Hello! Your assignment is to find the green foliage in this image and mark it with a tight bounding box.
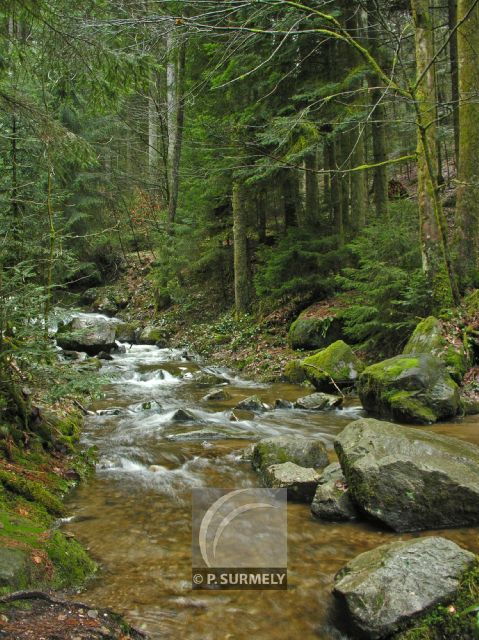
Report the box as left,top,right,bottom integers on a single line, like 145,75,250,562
255,229,349,309
337,203,433,356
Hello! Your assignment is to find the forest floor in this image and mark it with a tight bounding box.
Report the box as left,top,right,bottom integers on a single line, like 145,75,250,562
113,252,322,381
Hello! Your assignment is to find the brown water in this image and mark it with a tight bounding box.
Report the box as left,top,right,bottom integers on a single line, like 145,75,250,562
62,318,479,640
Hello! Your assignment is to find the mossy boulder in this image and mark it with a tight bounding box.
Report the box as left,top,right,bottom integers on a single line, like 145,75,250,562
301,341,364,392
403,316,470,383
56,317,116,356
333,536,476,639
0,547,31,590
138,325,169,346
288,308,344,350
335,418,479,531
283,359,307,384
357,353,460,424
252,435,329,471
115,322,138,343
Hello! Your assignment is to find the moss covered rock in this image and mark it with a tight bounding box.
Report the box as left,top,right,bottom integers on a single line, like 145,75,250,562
403,316,470,383
115,322,138,343
138,325,169,346
333,536,476,639
56,317,116,356
288,308,344,351
301,340,364,392
335,418,479,531
0,547,31,590
283,359,307,384
252,435,329,471
357,353,460,424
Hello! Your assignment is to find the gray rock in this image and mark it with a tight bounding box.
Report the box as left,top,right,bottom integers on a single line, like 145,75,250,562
335,417,479,531
274,399,294,409
202,389,230,402
97,351,114,361
311,463,358,521
170,408,197,422
252,435,329,472
235,395,269,412
294,392,343,411
357,353,460,424
56,317,116,356
0,548,31,590
333,536,475,639
263,462,321,501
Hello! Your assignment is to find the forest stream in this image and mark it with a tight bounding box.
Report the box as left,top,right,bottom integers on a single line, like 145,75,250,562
59,313,479,640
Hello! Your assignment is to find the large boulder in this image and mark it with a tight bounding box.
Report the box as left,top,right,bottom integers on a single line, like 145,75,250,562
335,418,479,531
403,316,470,383
357,353,460,424
333,536,475,639
301,341,364,392
288,306,344,350
252,435,329,472
263,462,321,502
311,463,358,521
56,317,116,356
283,359,308,384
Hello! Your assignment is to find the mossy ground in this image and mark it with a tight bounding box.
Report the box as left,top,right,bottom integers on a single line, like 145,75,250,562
395,561,479,639
0,411,97,593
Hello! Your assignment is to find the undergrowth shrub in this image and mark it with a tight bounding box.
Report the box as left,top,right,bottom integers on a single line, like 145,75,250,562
337,202,433,357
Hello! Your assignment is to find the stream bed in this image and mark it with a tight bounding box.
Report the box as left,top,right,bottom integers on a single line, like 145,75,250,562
61,318,479,639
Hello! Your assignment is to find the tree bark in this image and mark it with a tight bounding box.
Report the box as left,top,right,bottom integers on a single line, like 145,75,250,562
148,74,158,188
412,0,457,308
448,0,460,170
304,150,319,226
233,182,251,316
367,0,389,218
455,0,479,288
329,138,344,245
166,28,185,233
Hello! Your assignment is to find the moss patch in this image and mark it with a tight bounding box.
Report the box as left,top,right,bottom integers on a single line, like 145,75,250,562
301,340,364,391
395,561,479,639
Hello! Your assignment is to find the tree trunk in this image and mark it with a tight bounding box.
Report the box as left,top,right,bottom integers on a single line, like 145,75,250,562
455,0,479,288
166,28,185,233
148,74,158,187
232,182,251,316
412,0,457,308
329,138,344,245
367,0,389,218
350,129,367,232
282,169,299,230
448,0,460,170
304,151,319,226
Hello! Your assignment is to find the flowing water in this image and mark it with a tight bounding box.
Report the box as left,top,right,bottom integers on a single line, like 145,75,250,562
61,315,479,639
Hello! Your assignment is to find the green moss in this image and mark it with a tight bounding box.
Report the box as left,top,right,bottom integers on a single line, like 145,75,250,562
283,360,307,383
302,340,364,391
395,561,479,639
47,530,97,589
364,357,420,382
0,469,65,516
388,391,437,424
